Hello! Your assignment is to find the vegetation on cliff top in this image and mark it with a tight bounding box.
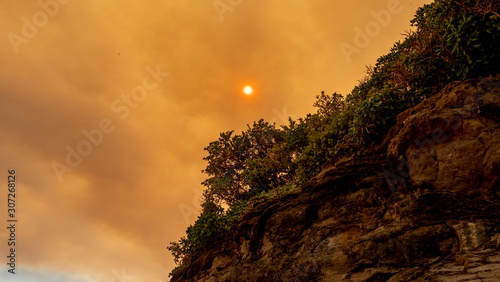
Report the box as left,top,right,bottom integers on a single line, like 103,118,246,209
168,0,500,275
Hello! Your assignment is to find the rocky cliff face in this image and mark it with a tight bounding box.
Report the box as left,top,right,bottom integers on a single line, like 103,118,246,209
171,75,500,282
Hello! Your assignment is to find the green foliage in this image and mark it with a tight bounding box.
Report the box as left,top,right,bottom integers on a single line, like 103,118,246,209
257,183,297,199
411,0,500,80
167,206,223,267
313,91,346,117
296,93,349,182
341,0,500,149
169,0,500,274
224,199,249,223
201,119,283,206
168,200,248,274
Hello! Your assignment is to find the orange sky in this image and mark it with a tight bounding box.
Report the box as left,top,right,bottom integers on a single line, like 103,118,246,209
0,1,432,281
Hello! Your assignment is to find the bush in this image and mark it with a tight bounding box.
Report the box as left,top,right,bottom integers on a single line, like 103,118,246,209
257,183,297,199
168,199,248,274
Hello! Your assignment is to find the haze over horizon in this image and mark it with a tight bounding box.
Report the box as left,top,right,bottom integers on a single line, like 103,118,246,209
0,1,432,281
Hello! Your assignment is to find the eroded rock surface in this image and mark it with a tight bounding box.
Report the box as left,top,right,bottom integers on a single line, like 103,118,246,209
171,76,500,282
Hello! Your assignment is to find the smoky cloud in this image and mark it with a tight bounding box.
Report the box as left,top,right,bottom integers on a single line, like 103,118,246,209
0,0,431,281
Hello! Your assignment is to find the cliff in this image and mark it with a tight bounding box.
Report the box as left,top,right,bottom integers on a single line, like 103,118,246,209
171,75,500,281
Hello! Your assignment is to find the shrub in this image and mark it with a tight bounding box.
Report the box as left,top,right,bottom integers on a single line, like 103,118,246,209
168,199,248,274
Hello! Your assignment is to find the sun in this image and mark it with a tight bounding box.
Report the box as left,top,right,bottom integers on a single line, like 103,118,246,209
243,85,253,95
